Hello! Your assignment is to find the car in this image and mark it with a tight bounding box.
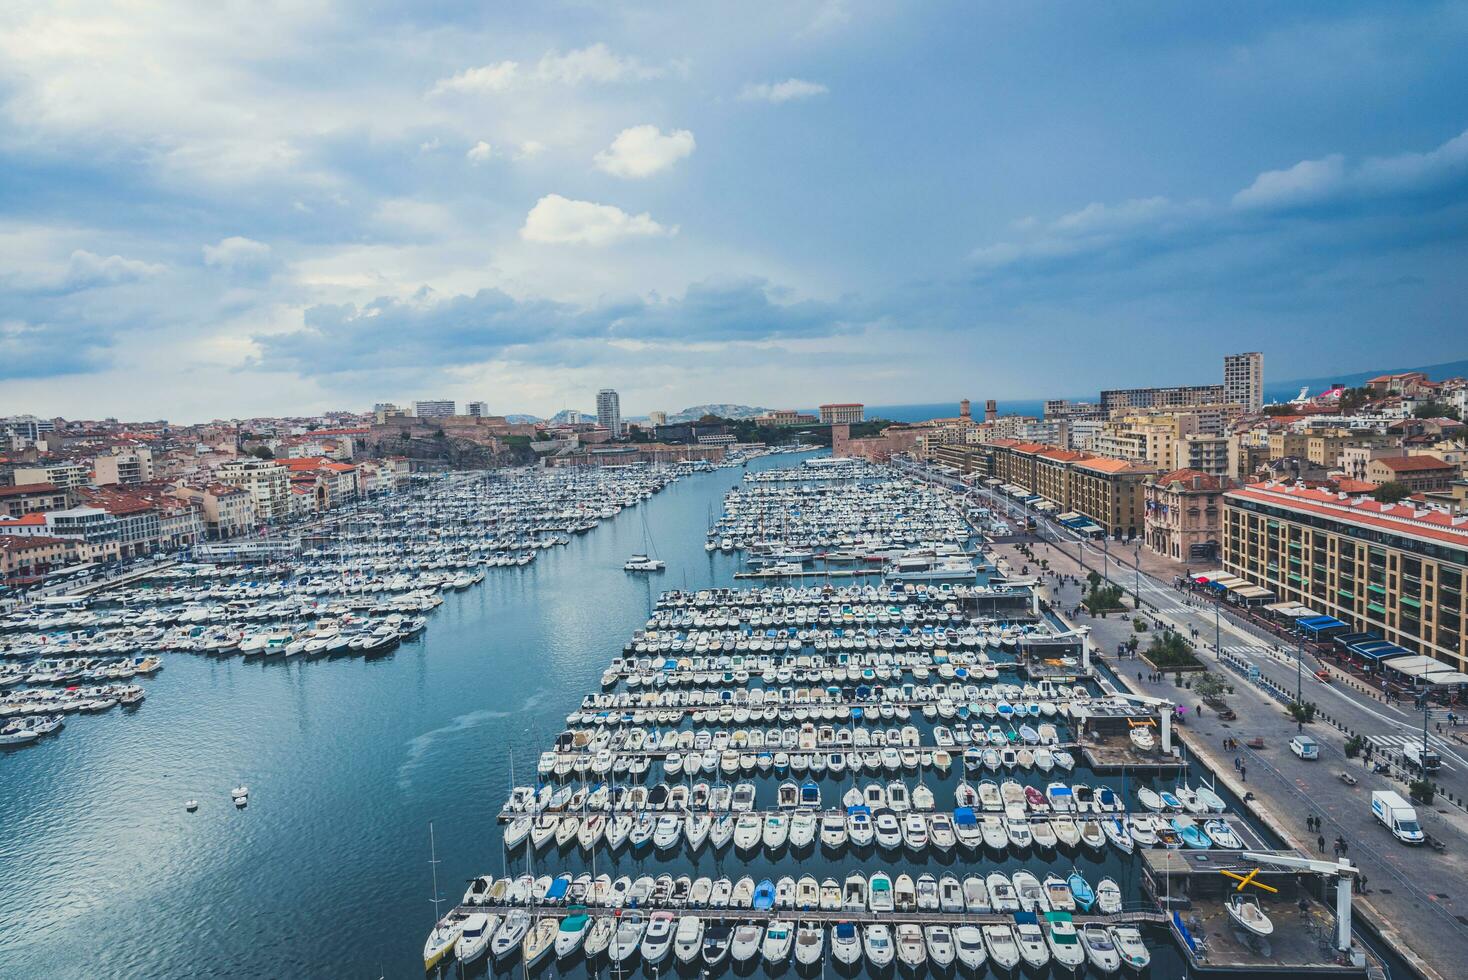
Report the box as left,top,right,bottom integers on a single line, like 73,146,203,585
1289,735,1319,760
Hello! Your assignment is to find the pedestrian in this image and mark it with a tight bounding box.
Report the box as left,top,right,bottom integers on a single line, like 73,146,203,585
1317,834,1326,853
1241,764,1247,782
1332,840,1341,858
1359,874,1368,893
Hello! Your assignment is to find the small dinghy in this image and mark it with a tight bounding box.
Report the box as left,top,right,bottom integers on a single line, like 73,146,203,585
1227,893,1274,937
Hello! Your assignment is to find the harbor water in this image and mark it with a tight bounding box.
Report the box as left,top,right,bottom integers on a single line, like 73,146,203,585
0,451,1389,979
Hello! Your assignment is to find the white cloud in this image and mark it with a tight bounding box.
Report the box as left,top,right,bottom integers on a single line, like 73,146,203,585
430,44,663,96
516,140,547,160
520,194,674,245
1232,155,1346,211
64,249,165,288
593,125,695,178
418,138,442,153
466,140,495,164
738,78,828,103
202,236,273,274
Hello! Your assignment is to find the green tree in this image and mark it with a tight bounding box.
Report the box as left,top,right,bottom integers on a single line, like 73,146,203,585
1195,673,1226,701
247,445,274,460
1372,481,1411,504
1412,400,1462,421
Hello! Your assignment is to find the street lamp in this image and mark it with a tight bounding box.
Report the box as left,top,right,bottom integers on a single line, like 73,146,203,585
1295,625,1304,731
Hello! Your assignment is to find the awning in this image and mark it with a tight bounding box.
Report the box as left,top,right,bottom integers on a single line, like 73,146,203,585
1033,501,1059,512
1349,640,1410,663
1193,570,1229,583
1057,512,1082,522
1382,655,1468,686
1232,585,1274,600
1299,615,1348,634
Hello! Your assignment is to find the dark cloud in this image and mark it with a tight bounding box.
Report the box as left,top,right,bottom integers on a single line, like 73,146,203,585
257,278,857,375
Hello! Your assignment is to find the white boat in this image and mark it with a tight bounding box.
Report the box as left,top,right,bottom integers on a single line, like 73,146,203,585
1044,912,1086,969
673,915,704,963
610,914,645,964
702,923,731,965
982,923,1021,971
1129,726,1155,752
864,924,895,968
624,555,666,572
1227,893,1274,936
424,910,470,971
832,921,862,966
897,922,927,969
795,921,824,967
762,920,794,964
1080,923,1122,973
1111,926,1151,971
730,922,763,963
925,924,956,969
583,915,616,959
491,909,531,960
954,924,987,971
521,916,557,967
1014,916,1050,969
555,911,592,959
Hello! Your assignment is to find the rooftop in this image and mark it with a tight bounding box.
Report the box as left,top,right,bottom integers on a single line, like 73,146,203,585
1373,455,1456,473
1227,481,1468,547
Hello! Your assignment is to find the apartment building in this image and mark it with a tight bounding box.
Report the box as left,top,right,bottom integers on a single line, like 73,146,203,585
1095,413,1199,470
413,400,455,419
1223,352,1264,413
215,458,290,523
1182,434,1231,477
93,448,155,486
0,535,77,586
173,484,253,539
13,459,91,489
1222,482,1468,667
596,389,623,438
0,483,70,518
1100,383,1225,414
1366,455,1458,493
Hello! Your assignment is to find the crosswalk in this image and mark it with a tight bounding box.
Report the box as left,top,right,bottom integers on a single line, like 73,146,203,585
1367,734,1426,750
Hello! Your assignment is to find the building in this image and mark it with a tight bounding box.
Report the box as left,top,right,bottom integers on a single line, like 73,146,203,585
465,401,489,417
0,483,70,518
1100,383,1225,414
596,389,623,439
831,423,920,462
93,448,155,486
215,458,290,523
1224,352,1264,413
374,403,406,424
1043,399,1104,421
928,440,1155,538
0,535,77,587
412,400,455,419
173,484,253,539
758,409,820,427
1145,469,1227,562
1365,455,1458,493
647,411,667,427
1181,434,1232,478
1222,482,1468,668
13,459,91,490
1094,413,1199,470
819,403,865,425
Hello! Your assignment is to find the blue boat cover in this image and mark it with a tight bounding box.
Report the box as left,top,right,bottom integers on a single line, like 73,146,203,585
954,807,977,826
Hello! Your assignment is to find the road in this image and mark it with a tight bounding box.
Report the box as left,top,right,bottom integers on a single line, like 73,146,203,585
900,458,1468,979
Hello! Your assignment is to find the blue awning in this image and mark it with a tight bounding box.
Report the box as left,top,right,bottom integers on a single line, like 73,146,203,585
1351,641,1411,662
1299,616,1348,634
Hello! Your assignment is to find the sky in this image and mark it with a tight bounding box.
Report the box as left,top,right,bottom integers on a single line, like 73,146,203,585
1,1,1466,422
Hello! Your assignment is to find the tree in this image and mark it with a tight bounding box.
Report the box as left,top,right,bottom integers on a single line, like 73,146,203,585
1372,481,1411,504
247,445,274,460
1195,673,1227,701
1412,400,1462,421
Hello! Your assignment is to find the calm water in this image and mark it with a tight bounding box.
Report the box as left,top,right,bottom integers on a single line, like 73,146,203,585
0,452,1389,979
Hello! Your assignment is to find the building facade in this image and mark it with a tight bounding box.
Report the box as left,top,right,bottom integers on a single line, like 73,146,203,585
1145,469,1226,562
412,400,455,419
819,403,865,425
1224,351,1264,413
215,458,290,523
596,389,623,438
0,483,70,518
465,401,489,417
1099,383,1225,414
1223,482,1468,668
1365,455,1458,493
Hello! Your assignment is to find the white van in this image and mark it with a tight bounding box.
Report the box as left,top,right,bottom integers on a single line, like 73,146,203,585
1289,735,1319,760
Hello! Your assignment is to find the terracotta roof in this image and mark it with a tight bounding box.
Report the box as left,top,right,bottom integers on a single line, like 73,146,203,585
1372,455,1455,473
1226,482,1468,547
1074,457,1154,475
1154,468,1222,491
0,534,72,551
0,482,62,497
0,513,50,526
1332,478,1377,494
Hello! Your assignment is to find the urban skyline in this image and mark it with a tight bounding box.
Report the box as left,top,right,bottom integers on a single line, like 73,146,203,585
2,3,1465,420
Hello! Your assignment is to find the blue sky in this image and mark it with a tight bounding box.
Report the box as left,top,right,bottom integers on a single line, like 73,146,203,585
1,1,1466,420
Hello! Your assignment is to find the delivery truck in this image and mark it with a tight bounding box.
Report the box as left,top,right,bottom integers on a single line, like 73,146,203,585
1371,790,1424,845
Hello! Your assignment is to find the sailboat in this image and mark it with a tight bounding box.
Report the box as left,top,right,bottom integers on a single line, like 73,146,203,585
625,506,666,571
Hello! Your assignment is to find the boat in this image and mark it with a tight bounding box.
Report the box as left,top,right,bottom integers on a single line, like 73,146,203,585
1013,912,1050,969
864,924,895,968
1043,912,1086,970
897,922,927,969
730,922,763,963
184,799,199,812
522,916,557,967
1067,871,1095,912
954,924,987,971
1095,877,1123,915
762,920,794,964
673,915,704,964
982,923,1021,971
624,554,666,572
1080,922,1121,973
831,921,862,966
1227,893,1274,936
1111,925,1151,971
424,909,471,971
1129,726,1155,752
491,909,531,960
1171,816,1212,849
610,914,646,964
701,923,731,966
1205,818,1244,849
795,921,824,966
556,909,592,959
640,910,675,964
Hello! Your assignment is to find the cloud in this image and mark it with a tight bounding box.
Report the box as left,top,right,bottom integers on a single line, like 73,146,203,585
255,277,855,377
593,125,695,178
0,318,113,380
1232,155,1347,211
64,250,165,289
430,43,664,96
202,236,274,275
738,79,828,103
466,141,495,164
1234,128,1468,212
516,140,547,160
520,194,675,245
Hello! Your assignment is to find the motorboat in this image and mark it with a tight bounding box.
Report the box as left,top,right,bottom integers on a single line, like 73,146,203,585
831,921,862,966
1080,922,1121,974
521,916,557,968
762,920,794,964
863,924,895,968
1013,913,1050,970
556,910,592,959
896,922,927,969
925,924,956,969
982,923,1021,971
795,921,824,967
954,924,987,971
1112,925,1151,971
673,915,704,964
730,923,763,963
609,914,645,964
639,911,675,964
702,923,732,966
624,555,666,572
1043,912,1085,970
1227,893,1274,936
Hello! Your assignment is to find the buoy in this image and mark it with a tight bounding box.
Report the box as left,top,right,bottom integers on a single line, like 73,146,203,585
185,800,199,812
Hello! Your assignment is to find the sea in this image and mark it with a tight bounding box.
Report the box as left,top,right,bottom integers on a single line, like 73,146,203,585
0,451,1404,979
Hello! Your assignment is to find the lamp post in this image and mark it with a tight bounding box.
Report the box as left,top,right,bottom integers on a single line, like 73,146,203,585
1295,626,1304,731
1214,596,1221,661
1133,541,1141,611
